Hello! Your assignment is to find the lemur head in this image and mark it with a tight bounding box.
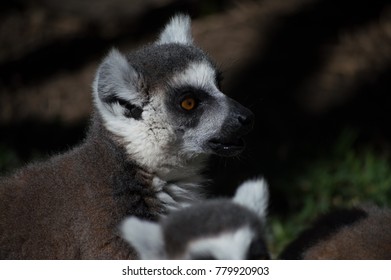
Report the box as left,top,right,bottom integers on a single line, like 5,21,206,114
279,205,391,259
93,14,254,178
120,179,270,259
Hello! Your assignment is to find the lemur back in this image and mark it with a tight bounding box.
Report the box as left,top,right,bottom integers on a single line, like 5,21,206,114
279,205,391,259
0,15,254,259
121,179,270,260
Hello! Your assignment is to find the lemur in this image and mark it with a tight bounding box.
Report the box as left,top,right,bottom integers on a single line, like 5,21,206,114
121,179,270,260
279,205,391,259
0,14,254,259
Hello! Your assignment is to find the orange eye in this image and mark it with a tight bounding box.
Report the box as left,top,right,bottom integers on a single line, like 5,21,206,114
181,97,197,111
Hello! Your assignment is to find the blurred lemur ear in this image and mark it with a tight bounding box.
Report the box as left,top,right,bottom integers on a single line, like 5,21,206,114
233,178,269,220
120,217,166,260
157,14,193,45
93,48,145,119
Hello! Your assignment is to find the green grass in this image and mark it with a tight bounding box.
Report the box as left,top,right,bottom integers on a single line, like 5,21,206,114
268,130,391,257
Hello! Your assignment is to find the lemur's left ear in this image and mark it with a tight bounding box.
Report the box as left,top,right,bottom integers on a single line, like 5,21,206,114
93,48,145,119
157,14,193,45
233,178,269,220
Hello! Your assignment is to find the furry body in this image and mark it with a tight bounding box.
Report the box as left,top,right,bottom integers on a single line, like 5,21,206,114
279,205,391,260
0,116,159,259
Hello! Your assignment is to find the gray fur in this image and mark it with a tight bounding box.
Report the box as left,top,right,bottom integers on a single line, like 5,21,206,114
0,116,154,259
126,44,214,91
0,14,254,259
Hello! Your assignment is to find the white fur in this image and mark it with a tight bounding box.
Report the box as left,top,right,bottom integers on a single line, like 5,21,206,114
169,61,218,92
120,217,166,260
185,227,254,260
233,178,269,220
152,176,206,214
158,14,193,45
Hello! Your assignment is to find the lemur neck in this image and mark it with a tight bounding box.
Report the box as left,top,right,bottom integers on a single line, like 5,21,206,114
89,112,208,179
86,113,207,217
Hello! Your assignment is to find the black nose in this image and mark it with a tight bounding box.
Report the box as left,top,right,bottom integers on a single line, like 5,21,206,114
226,98,254,136
237,107,254,134
238,113,254,128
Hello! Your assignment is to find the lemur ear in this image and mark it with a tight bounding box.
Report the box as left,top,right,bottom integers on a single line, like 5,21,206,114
232,178,269,220
93,48,145,118
120,217,166,260
157,14,193,45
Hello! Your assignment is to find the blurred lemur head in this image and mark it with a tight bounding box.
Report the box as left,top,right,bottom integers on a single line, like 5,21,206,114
120,179,270,260
93,14,254,180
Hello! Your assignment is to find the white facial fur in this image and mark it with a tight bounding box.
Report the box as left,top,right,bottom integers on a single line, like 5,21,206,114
184,227,255,260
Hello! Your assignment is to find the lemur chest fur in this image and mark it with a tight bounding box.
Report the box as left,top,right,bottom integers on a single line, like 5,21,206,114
151,175,205,215
111,164,205,219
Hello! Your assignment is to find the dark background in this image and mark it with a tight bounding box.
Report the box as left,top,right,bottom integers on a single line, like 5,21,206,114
1,0,391,230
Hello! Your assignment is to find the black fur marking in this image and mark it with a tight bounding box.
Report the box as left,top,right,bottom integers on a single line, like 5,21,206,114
279,208,368,259
190,253,216,260
103,95,143,120
215,70,224,90
108,148,159,221
166,85,216,128
247,236,270,260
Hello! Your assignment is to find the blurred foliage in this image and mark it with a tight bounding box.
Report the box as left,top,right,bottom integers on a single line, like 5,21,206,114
268,129,391,257
0,144,22,175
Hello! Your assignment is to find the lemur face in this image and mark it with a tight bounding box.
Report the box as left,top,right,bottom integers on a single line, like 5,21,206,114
120,179,270,260
93,15,254,177
140,43,254,157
